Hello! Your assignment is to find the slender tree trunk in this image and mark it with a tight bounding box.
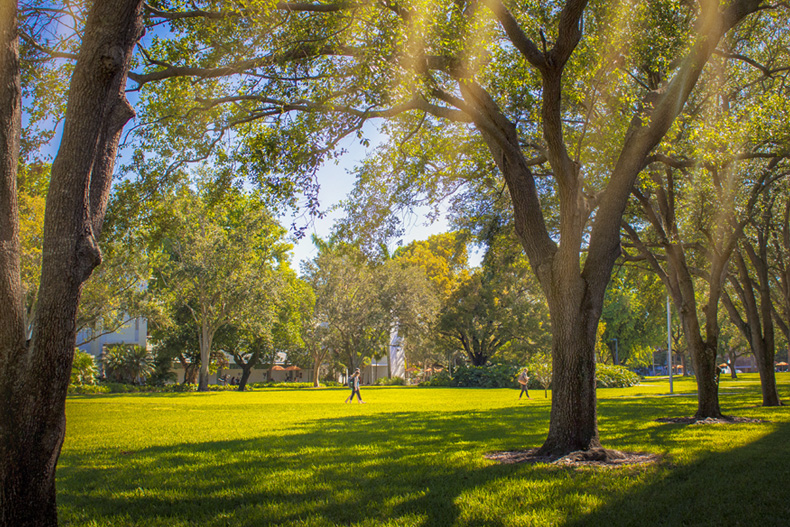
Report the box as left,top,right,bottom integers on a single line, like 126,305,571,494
312,358,321,387
198,322,214,391
728,349,738,379
681,353,689,377
0,2,143,525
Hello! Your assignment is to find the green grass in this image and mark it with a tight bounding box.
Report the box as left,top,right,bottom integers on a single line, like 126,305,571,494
59,373,790,526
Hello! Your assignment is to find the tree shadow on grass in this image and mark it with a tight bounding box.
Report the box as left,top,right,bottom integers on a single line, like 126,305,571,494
57,394,790,526
58,407,550,526
563,422,790,527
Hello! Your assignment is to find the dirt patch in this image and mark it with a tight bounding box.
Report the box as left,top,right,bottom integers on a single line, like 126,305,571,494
485,447,661,467
656,416,767,425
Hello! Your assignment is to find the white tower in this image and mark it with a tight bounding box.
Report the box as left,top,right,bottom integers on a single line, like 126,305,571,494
389,326,406,378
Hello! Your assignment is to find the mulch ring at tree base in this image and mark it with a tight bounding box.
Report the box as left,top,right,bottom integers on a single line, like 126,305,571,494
484,448,661,467
656,416,768,425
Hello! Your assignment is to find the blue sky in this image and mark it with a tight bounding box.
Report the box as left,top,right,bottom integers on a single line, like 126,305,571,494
289,129,452,270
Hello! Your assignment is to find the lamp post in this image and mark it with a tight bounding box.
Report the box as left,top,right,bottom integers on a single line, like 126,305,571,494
667,295,673,394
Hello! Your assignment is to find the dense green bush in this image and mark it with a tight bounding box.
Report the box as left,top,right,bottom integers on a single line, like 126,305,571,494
596,364,641,388
102,344,156,384
67,382,244,395
418,370,453,387
249,382,319,389
68,384,111,395
421,364,519,388
70,350,97,387
453,364,519,388
374,376,406,386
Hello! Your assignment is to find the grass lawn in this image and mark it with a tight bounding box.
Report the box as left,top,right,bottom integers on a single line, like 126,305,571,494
59,373,790,526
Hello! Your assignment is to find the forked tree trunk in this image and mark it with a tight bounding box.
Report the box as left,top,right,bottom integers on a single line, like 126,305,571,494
312,357,322,387
723,240,782,406
238,365,253,391
0,2,143,525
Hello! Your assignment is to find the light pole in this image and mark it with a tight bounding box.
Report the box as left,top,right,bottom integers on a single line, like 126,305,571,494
667,295,673,394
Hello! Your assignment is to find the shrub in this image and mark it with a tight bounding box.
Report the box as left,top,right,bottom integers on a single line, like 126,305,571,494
70,350,97,387
419,370,453,387
596,364,641,388
249,382,318,389
374,376,406,386
454,364,519,388
420,364,519,388
102,344,156,384
67,384,111,395
67,382,236,394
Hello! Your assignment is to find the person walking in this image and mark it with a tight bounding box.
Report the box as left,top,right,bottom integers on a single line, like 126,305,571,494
345,368,365,403
517,368,531,400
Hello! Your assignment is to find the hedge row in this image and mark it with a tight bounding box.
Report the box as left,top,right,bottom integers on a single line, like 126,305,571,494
68,380,346,395
419,363,641,389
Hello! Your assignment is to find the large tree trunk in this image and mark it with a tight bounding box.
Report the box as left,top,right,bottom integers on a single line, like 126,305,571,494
539,288,601,456
0,0,29,522
0,2,143,525
687,337,723,419
754,348,779,405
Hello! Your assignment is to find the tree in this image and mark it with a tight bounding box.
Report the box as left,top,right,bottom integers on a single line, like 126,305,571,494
1,1,144,524
106,0,772,455
528,352,553,399
101,344,155,385
768,186,790,364
721,204,782,404
438,240,548,366
305,242,392,372
293,281,330,387
600,265,665,366
152,183,292,391
622,25,790,415
228,268,310,391
378,255,440,371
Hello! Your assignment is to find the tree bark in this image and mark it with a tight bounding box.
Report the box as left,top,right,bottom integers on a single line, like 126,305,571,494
723,241,782,406
0,2,143,525
540,287,601,455
198,320,214,391
312,357,323,387
238,364,252,390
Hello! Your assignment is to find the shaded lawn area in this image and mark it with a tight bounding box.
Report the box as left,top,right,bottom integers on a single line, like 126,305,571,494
59,374,790,526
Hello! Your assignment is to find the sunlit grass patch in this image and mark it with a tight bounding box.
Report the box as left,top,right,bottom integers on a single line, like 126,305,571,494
60,375,790,526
